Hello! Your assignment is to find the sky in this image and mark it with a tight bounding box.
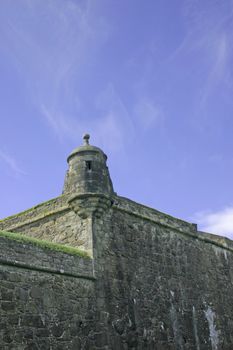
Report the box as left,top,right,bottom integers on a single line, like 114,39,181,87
1,0,233,239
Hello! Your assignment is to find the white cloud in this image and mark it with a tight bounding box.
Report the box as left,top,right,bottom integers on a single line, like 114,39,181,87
0,150,26,176
0,0,112,138
134,98,163,130
194,207,233,239
167,0,233,108
41,82,164,153
200,33,229,106
95,83,135,151
1,1,164,153
94,112,126,153
40,105,82,142
41,105,62,139
41,82,134,153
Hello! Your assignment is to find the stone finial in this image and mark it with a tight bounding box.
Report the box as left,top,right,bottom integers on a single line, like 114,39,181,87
83,133,90,145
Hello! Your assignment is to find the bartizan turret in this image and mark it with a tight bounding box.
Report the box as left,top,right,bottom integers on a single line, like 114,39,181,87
64,134,114,219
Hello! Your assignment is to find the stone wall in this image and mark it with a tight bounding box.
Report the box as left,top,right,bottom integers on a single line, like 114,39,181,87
0,196,68,229
90,198,233,349
1,195,233,349
0,196,90,252
0,234,96,350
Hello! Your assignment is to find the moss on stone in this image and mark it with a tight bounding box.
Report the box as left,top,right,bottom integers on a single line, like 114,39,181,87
0,196,66,223
0,230,90,258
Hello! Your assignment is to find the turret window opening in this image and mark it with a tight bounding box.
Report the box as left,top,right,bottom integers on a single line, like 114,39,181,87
86,161,92,171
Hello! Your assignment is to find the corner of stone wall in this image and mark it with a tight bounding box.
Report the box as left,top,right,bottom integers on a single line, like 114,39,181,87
68,193,113,259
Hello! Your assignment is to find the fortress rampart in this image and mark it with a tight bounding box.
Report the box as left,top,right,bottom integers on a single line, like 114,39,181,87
0,134,232,349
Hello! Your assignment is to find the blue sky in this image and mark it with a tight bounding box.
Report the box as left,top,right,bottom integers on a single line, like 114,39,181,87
1,0,233,238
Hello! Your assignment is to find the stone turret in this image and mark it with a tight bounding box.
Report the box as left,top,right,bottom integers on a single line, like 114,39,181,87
64,134,114,218
63,134,113,195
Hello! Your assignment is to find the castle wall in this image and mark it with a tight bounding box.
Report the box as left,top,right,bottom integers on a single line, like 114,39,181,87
1,195,233,349
0,234,96,349
91,198,233,349
0,196,67,229
0,196,90,252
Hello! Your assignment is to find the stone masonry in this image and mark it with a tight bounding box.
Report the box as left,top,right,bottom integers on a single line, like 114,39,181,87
0,134,233,349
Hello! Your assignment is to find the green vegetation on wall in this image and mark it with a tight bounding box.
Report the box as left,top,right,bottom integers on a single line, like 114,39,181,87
0,230,90,258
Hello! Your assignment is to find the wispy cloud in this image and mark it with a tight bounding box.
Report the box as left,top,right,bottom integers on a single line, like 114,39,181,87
40,105,81,142
95,83,135,151
1,1,166,153
0,150,26,176
193,207,233,239
0,0,112,142
93,112,128,153
41,82,135,153
41,79,167,153
200,33,229,107
134,97,163,130
167,0,233,108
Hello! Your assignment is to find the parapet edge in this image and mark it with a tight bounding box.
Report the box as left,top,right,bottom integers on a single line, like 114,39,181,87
113,195,233,253
0,195,69,231
0,231,94,280
113,195,197,233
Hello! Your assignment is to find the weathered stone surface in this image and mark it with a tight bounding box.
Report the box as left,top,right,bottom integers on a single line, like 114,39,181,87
0,254,95,348
0,135,233,348
90,208,233,349
64,134,114,196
